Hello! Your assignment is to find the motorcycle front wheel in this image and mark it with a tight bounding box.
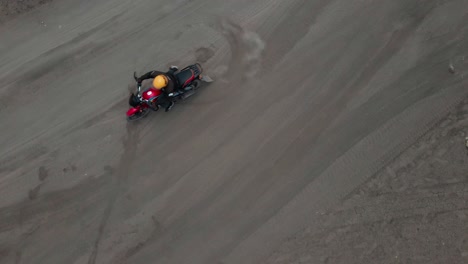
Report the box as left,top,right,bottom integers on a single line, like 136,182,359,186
127,108,150,121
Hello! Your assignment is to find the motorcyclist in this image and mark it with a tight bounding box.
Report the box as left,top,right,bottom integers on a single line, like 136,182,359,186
136,66,181,112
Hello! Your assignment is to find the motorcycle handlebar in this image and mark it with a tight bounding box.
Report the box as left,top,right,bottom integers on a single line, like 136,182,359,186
137,84,142,94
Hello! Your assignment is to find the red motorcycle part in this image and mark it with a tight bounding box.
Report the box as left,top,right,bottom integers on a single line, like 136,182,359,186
142,88,162,101
126,106,141,117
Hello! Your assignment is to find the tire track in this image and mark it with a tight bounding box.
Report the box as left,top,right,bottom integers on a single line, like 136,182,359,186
260,0,331,70
87,123,140,264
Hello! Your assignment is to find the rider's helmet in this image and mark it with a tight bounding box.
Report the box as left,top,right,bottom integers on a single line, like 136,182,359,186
153,75,168,90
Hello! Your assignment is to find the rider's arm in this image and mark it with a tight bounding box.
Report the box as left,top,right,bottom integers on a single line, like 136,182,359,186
136,71,165,84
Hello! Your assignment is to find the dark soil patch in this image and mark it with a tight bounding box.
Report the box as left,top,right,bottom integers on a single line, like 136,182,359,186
0,0,53,23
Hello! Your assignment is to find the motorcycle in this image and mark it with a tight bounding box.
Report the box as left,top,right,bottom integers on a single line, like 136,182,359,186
126,63,213,121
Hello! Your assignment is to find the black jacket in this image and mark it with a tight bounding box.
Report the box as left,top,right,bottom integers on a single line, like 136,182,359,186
136,69,178,93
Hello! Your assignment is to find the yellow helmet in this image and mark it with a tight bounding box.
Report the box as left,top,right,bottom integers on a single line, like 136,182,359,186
153,75,168,89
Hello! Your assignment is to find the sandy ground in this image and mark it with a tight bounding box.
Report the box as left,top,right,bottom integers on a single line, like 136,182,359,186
0,0,467,263
265,98,468,264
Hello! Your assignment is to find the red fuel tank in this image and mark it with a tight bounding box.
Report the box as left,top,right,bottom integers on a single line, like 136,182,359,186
142,88,162,101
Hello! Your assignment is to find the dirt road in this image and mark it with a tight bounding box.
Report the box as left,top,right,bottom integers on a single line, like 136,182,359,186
1,0,467,263
266,98,468,264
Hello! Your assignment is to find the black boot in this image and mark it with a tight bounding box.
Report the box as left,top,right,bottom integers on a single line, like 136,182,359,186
165,101,175,112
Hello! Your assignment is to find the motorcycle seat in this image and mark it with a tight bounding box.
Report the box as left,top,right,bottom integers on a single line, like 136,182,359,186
176,69,195,88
